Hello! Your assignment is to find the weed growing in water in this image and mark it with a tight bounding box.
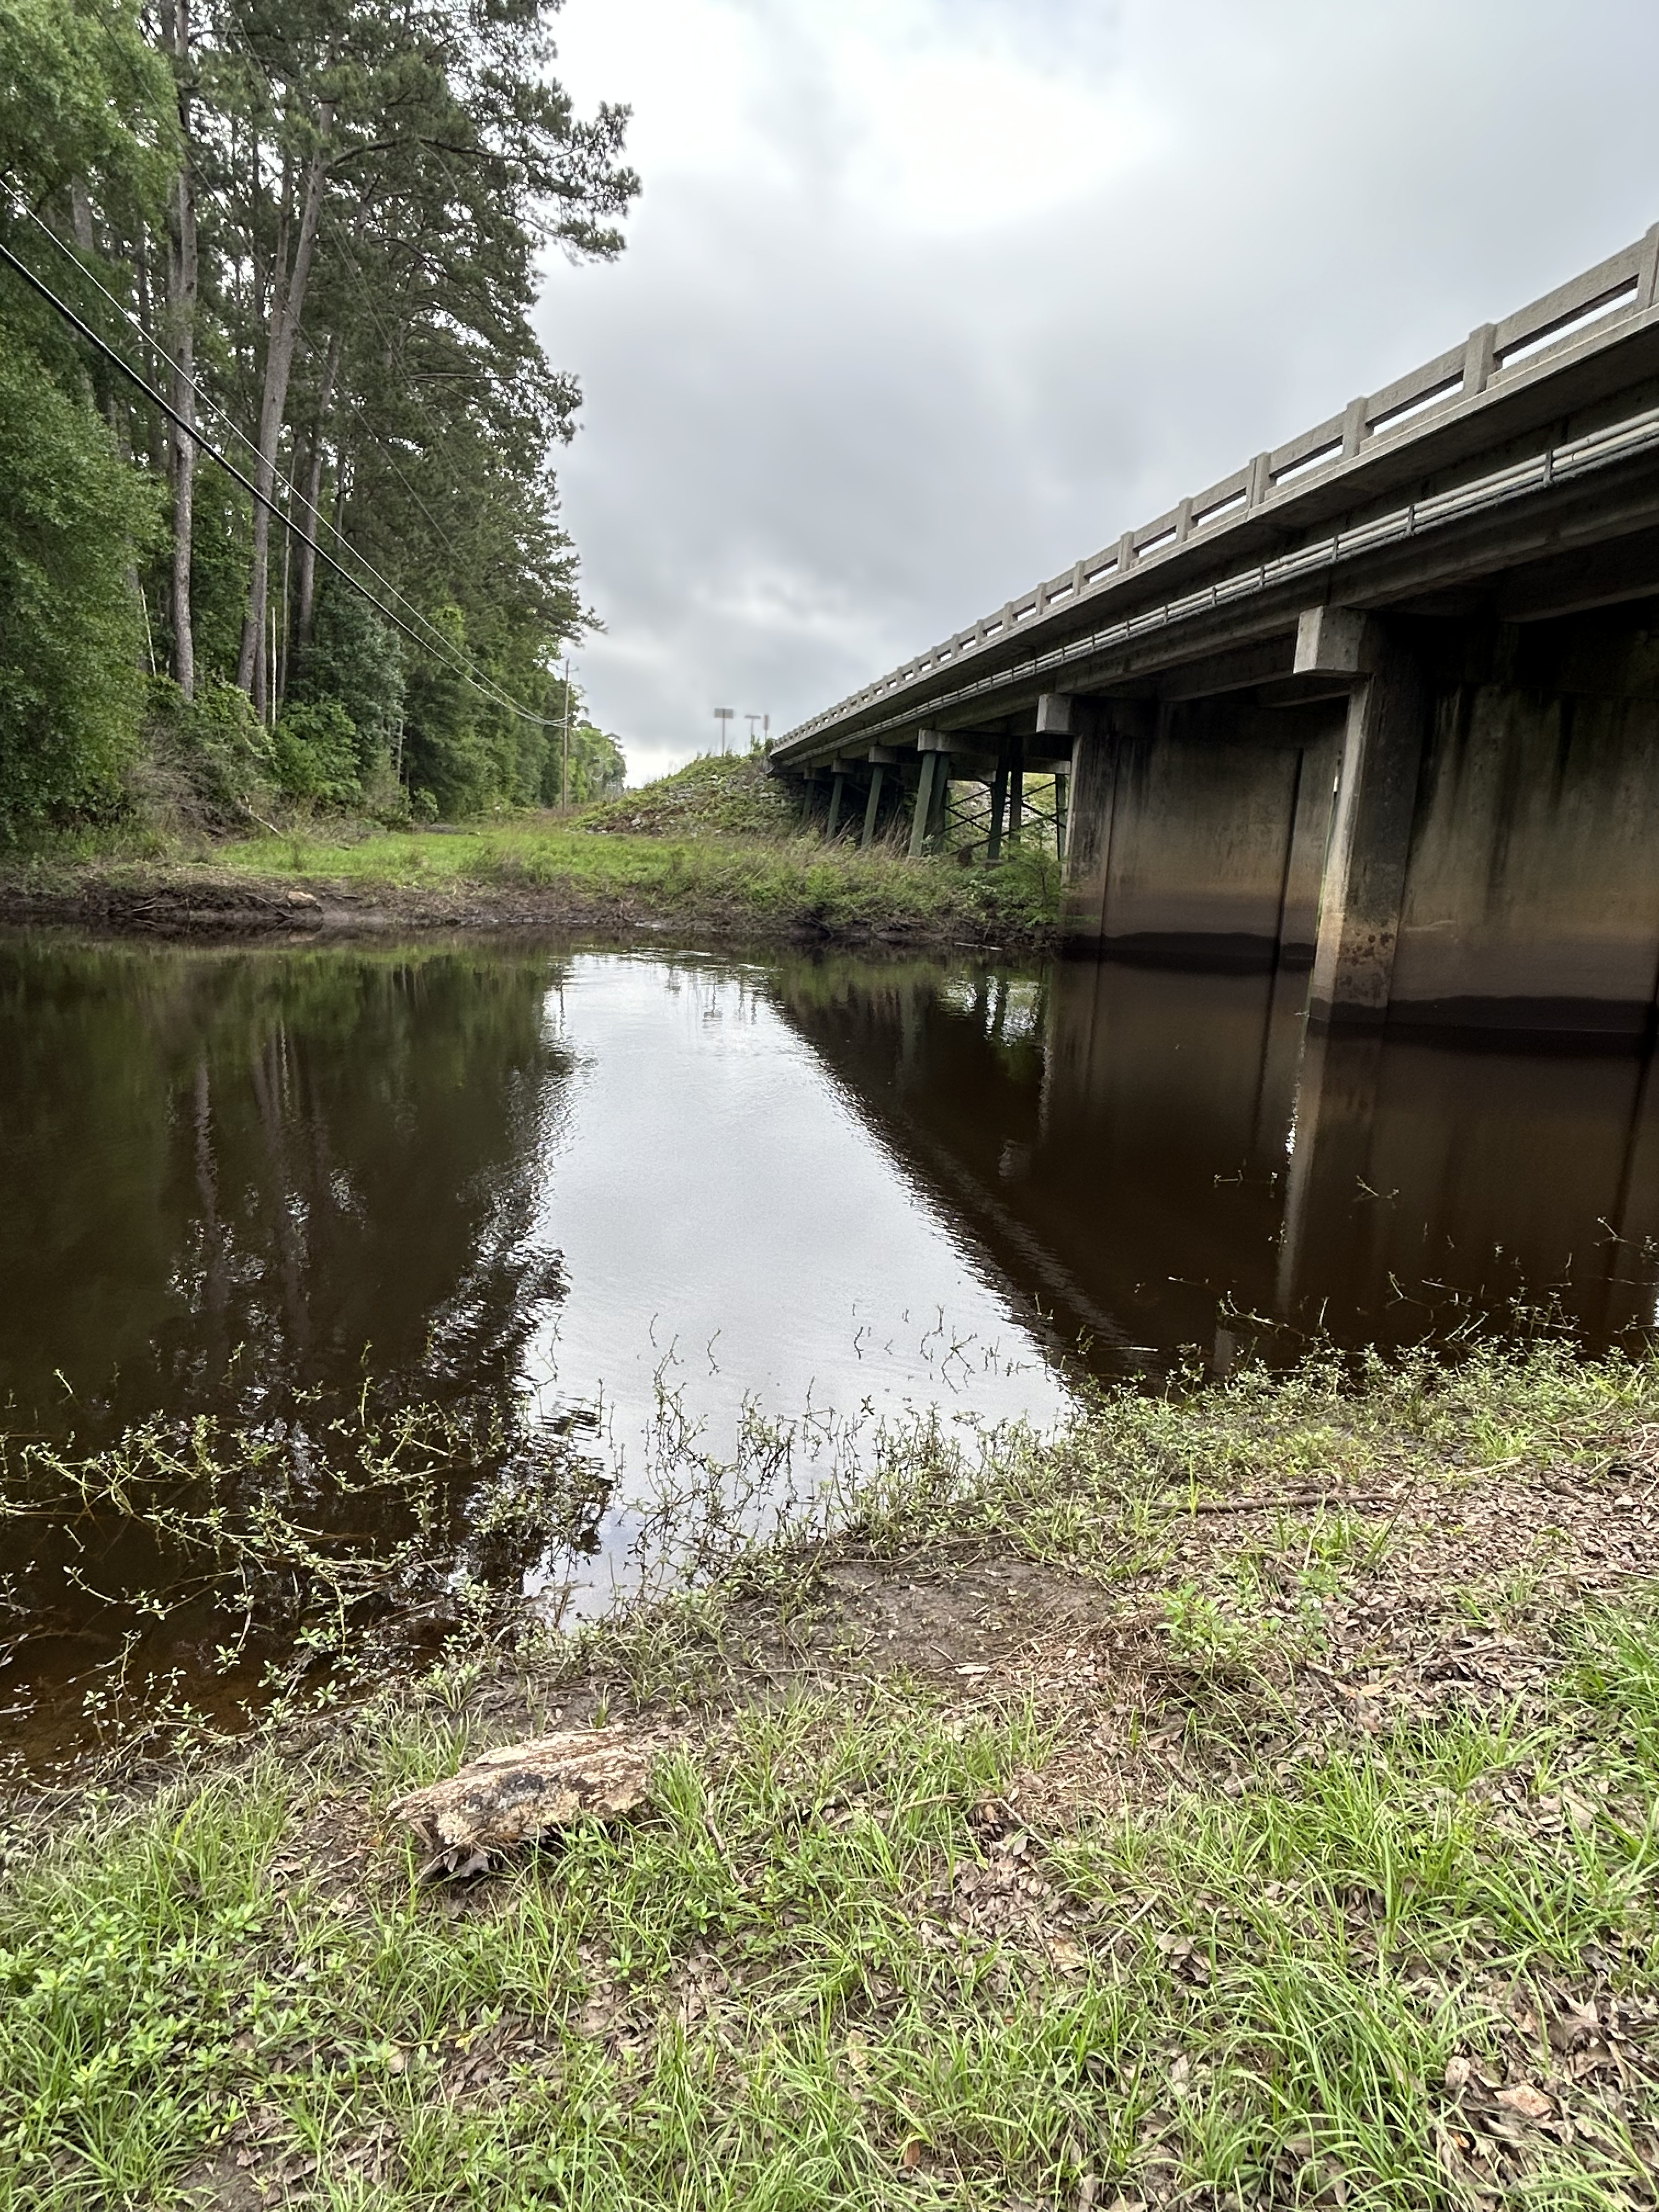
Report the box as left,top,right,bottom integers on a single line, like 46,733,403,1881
4,1339,1656,1768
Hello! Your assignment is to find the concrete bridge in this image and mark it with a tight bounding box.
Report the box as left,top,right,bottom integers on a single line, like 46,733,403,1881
771,225,1659,1040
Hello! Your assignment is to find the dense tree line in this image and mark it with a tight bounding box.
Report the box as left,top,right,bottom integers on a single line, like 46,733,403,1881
0,0,634,838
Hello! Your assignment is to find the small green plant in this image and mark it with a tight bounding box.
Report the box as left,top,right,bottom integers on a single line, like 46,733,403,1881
3,1346,1659,2206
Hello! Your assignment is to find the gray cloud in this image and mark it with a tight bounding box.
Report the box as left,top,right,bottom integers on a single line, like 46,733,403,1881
538,0,1659,780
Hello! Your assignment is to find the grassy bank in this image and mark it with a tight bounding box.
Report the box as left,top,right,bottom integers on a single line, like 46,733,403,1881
4,1345,1658,2209
0,756,1063,951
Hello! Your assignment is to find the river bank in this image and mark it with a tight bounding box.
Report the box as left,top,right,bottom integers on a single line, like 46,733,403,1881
0,760,1062,953
4,1345,1657,2210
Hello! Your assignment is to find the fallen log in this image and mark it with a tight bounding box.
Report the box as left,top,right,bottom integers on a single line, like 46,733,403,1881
387,1724,660,1879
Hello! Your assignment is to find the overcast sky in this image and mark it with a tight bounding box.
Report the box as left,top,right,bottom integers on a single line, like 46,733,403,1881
537,0,1659,783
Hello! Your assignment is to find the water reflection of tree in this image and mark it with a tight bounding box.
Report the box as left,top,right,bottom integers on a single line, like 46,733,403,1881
0,939,577,1442
1,938,616,1746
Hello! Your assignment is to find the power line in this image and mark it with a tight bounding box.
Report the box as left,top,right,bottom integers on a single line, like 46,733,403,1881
0,230,563,729
3,187,539,710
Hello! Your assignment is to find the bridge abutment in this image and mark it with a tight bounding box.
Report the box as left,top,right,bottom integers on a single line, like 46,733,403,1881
1060,693,1344,973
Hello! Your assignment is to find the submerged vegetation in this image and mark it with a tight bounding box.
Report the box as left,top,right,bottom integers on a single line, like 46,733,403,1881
3,1344,1658,2208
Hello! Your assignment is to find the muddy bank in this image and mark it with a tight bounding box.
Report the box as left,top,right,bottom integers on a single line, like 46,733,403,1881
0,872,340,936
0,864,1048,952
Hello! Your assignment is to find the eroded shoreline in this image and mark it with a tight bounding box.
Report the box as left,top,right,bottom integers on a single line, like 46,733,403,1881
0,818,1061,955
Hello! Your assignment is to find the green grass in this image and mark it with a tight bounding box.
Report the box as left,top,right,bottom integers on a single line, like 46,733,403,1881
4,1641,1655,2209
223,816,1056,941
575,751,804,840
5,1342,1658,2209
0,753,1066,947
217,813,1059,946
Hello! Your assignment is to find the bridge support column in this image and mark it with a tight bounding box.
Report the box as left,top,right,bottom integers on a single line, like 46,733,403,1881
1306,618,1428,1026
860,762,885,848
929,754,951,848
909,749,941,858
1060,698,1149,952
986,752,1009,861
825,768,848,840
1035,694,1073,865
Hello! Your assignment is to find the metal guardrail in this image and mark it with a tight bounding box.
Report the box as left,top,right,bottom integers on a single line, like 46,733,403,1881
778,223,1659,752
782,393,1659,757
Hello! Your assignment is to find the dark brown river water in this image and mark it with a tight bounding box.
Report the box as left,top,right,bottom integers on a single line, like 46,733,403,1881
2,930,1656,1758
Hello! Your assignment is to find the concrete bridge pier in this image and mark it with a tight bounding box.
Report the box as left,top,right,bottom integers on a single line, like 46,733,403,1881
985,753,1011,861
909,733,952,856
1298,611,1426,1026
1059,682,1346,979
860,751,893,848
1057,596,1659,1041
793,719,1072,862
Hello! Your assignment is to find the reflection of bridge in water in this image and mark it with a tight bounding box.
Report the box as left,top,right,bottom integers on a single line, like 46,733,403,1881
772,958,1659,1378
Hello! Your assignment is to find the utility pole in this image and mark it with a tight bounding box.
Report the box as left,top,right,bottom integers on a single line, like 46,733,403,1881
713,707,734,754
561,658,576,808
745,712,761,748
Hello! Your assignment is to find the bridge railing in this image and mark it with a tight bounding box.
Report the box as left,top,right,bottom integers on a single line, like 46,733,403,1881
789,392,1659,760
778,223,1659,751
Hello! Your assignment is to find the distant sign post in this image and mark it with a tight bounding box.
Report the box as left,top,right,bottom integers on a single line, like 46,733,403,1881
713,707,735,754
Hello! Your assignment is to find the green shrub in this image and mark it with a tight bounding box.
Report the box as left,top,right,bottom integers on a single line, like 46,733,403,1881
272,699,362,807
287,579,404,769
145,675,275,821
0,330,157,840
